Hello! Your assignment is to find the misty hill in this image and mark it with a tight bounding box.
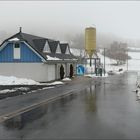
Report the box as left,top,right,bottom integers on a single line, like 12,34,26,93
1,30,140,51
65,32,129,49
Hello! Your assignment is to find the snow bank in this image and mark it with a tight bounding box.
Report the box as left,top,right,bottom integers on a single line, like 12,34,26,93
62,78,71,81
47,81,64,86
0,89,16,94
0,75,40,85
0,75,66,86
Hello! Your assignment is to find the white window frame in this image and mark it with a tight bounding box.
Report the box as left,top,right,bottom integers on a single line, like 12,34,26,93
13,42,20,59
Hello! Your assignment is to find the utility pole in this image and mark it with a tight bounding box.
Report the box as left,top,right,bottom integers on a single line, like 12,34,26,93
104,48,106,76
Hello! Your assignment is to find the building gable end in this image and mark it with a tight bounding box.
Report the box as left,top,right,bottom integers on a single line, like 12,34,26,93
0,41,46,62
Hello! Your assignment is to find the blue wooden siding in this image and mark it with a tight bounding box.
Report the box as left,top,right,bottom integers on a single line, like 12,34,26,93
0,43,13,62
0,42,42,62
20,42,42,62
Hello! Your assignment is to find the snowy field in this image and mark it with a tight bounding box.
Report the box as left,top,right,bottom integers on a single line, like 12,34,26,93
128,52,140,71
71,48,140,72
83,51,140,75
84,52,127,76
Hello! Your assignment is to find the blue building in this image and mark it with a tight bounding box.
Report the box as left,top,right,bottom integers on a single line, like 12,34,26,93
0,29,77,82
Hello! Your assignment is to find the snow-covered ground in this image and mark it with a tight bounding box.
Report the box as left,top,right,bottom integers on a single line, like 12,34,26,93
128,52,140,71
0,75,67,86
72,47,140,75
0,75,40,85
93,51,140,72
46,81,64,86
85,51,140,77
62,77,72,81
71,48,127,75
0,76,68,95
133,71,140,100
84,52,127,76
71,48,140,78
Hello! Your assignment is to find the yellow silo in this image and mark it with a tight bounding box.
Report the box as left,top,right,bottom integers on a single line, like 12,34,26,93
85,27,96,58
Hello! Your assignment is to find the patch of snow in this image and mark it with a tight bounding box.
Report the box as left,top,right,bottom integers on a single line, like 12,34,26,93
28,90,38,93
0,75,40,85
14,87,30,91
47,81,64,86
40,81,64,86
84,73,108,78
0,89,16,94
47,55,61,60
127,52,140,71
42,87,54,90
62,78,71,81
9,38,19,41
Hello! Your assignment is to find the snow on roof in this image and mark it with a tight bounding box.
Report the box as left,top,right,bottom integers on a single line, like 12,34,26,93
47,55,61,60
8,37,20,42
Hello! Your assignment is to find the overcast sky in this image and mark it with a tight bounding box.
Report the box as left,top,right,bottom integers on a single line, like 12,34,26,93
0,1,140,41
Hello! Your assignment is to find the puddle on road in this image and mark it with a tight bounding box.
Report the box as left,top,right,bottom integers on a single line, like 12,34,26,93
1,85,97,131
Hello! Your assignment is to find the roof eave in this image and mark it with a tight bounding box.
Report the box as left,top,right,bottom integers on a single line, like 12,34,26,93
44,59,78,64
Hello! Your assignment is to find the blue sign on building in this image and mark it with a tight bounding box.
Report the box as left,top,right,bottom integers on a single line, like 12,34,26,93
77,65,85,75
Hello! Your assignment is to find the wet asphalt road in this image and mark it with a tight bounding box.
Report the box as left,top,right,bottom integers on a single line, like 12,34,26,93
0,72,140,139
0,76,94,117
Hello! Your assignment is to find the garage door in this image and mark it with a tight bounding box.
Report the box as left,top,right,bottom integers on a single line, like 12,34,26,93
48,65,55,81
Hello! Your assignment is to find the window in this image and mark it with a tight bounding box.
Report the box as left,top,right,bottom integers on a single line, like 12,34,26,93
14,43,20,59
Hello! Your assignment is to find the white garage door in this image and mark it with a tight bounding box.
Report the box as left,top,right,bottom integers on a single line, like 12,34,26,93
48,65,55,81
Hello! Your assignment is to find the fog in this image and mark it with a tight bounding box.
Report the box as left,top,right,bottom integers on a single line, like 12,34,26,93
0,1,140,48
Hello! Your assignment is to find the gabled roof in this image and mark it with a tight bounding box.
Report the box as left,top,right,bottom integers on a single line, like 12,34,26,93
3,32,48,60
0,31,77,62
